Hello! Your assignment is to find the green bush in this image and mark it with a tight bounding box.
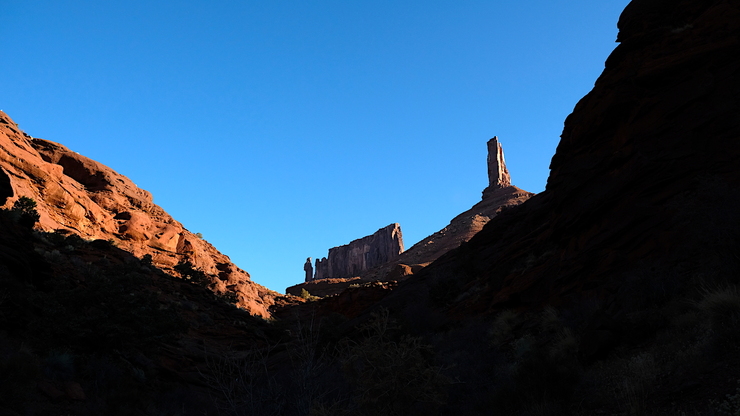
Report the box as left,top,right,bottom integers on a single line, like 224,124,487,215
140,253,153,266
300,288,320,301
174,260,209,287
11,196,40,228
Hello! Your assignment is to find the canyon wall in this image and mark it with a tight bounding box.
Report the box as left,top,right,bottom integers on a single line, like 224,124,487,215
380,0,740,316
0,111,282,316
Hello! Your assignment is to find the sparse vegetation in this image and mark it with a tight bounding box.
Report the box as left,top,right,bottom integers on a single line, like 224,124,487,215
174,260,210,287
338,308,449,416
696,284,740,344
712,380,740,416
140,253,153,266
11,196,40,228
300,288,320,301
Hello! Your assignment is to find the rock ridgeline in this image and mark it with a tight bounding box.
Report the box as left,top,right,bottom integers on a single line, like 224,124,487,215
307,223,404,282
360,136,534,282
287,137,533,296
0,111,282,317
381,0,740,317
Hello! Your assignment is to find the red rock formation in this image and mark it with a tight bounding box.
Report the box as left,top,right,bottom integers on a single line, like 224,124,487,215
361,137,533,282
485,136,511,191
286,276,363,297
312,223,404,280
287,138,533,296
381,0,740,317
303,257,313,282
0,111,282,317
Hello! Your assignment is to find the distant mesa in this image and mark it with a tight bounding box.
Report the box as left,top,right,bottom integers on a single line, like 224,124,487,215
307,223,404,282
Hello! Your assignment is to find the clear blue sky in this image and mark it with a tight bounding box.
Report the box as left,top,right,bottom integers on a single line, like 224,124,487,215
2,0,630,293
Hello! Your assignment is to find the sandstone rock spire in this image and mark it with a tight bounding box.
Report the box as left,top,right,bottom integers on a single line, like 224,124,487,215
487,136,511,189
304,257,313,282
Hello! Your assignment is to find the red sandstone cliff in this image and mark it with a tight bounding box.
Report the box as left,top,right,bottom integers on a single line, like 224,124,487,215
0,111,282,317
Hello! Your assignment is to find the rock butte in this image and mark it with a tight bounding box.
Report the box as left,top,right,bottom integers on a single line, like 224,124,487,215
362,136,533,282
378,0,740,319
310,223,404,281
0,111,283,317
287,137,533,295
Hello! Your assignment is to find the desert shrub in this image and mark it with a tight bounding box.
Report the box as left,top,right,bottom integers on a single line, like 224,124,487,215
285,317,345,415
696,285,740,345
174,260,209,287
140,253,153,266
28,267,187,353
218,290,239,305
300,288,320,301
202,315,345,416
64,232,87,248
490,309,520,346
486,308,582,415
711,380,740,416
43,350,76,382
201,340,283,416
11,196,40,228
339,308,449,416
0,345,41,411
46,229,69,246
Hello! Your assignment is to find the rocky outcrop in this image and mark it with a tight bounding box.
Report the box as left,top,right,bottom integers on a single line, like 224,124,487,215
361,137,533,282
0,111,282,317
287,138,533,296
303,257,313,282
380,0,740,316
484,136,511,191
311,223,404,280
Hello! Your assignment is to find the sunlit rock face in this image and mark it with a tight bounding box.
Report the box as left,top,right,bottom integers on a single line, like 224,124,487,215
485,136,511,191
312,223,404,280
0,111,281,317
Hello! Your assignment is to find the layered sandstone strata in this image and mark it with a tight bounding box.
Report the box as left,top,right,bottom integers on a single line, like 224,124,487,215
0,111,281,316
310,223,404,281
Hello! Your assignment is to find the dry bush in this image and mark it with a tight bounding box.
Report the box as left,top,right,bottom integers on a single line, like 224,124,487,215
339,308,449,416
200,340,282,416
696,285,740,345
